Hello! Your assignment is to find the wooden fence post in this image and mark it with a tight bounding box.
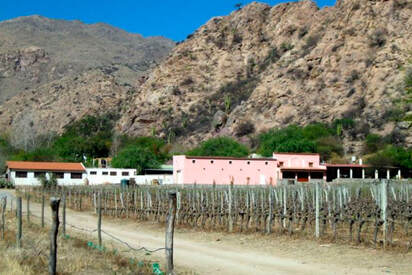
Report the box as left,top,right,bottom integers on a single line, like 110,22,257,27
165,191,177,275
266,187,273,234
26,194,30,223
97,191,102,248
1,197,6,240
42,193,45,228
62,192,66,236
16,197,22,248
228,182,233,233
315,182,320,238
49,198,61,275
381,180,388,248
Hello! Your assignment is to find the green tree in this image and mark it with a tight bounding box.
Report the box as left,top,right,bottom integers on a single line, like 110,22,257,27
367,145,412,170
187,137,249,157
257,125,316,157
53,114,117,161
112,145,160,174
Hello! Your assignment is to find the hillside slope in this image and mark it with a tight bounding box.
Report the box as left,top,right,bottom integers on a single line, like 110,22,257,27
0,15,174,103
118,0,412,152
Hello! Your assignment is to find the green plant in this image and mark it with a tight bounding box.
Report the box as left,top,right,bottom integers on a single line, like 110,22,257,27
112,145,160,174
186,137,249,157
224,95,231,113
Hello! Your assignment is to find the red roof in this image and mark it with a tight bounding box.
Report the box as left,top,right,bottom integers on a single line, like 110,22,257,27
6,161,86,172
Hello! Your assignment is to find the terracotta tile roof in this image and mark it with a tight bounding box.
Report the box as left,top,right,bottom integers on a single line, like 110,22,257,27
6,161,86,172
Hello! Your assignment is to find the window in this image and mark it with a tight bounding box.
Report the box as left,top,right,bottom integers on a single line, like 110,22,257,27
229,161,232,164
90,171,97,175
309,162,313,167
71,173,82,179
34,172,46,178
53,172,64,179
192,160,196,164
265,162,268,165
122,171,129,176
247,161,250,165
16,171,27,178
102,171,108,175
110,171,117,176
210,160,214,164
279,162,284,167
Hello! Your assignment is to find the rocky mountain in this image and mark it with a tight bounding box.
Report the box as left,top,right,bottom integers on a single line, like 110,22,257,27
0,15,174,146
1,0,411,155
117,0,412,153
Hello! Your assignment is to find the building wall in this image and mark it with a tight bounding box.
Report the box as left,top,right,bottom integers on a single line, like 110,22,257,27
86,168,137,185
173,156,278,185
86,168,173,185
273,153,324,169
9,169,86,186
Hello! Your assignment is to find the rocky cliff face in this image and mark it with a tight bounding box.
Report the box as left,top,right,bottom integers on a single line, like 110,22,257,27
0,15,174,146
118,0,412,152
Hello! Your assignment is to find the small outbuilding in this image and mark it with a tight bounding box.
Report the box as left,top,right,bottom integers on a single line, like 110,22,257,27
6,161,86,186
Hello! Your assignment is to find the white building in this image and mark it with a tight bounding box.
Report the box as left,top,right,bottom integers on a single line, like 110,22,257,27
6,161,87,186
86,168,137,185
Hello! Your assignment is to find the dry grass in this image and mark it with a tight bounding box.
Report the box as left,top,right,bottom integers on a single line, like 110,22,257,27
0,212,154,275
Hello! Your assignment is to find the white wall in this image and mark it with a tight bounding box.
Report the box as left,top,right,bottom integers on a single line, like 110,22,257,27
9,169,86,186
86,168,173,185
86,168,137,185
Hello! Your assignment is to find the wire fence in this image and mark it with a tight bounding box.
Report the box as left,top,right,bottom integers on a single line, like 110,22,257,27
0,191,175,274
16,179,412,250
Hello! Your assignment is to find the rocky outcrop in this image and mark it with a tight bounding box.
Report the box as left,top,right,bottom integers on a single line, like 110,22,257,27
0,15,174,103
118,0,412,150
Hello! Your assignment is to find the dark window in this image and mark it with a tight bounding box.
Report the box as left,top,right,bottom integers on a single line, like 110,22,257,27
34,172,46,178
122,171,129,176
90,171,97,175
283,172,295,179
16,171,27,178
192,160,196,163
102,171,108,175
210,160,214,164
311,172,324,179
229,161,232,164
71,173,82,179
53,172,64,179
247,161,250,165
309,162,314,167
110,171,117,176
265,162,268,165
279,162,284,167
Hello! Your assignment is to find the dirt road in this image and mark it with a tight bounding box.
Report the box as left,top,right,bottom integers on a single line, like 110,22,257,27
4,191,412,275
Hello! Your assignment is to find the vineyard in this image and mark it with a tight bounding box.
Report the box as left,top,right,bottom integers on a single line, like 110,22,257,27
19,180,412,250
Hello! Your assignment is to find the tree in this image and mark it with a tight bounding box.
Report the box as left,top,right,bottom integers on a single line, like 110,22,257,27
111,145,160,174
367,145,412,170
257,125,316,157
53,113,117,161
186,137,249,157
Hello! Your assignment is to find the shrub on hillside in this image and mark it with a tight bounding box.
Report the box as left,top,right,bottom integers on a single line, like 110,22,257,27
186,137,249,157
112,145,160,174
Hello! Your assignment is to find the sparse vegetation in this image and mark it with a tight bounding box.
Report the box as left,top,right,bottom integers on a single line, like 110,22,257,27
368,28,387,48
235,121,255,137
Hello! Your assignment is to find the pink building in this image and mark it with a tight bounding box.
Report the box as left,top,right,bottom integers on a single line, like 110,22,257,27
274,153,327,182
173,153,327,185
173,156,277,185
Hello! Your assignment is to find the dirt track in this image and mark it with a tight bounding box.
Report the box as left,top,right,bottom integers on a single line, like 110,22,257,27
3,190,412,275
